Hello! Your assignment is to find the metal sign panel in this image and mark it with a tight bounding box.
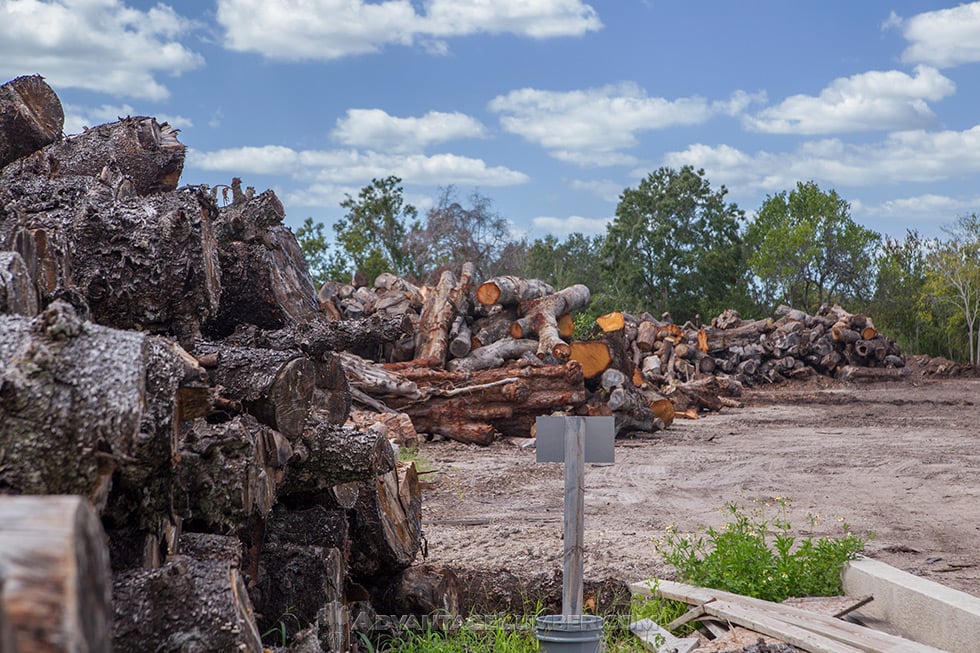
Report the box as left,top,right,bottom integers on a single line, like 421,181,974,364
535,416,615,464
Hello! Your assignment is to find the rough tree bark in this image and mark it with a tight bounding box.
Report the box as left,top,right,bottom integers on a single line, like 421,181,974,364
0,250,38,316
476,276,554,306
278,423,396,497
0,495,112,653
510,284,591,360
349,461,422,579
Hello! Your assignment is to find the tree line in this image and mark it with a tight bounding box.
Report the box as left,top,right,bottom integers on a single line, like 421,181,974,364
297,168,980,365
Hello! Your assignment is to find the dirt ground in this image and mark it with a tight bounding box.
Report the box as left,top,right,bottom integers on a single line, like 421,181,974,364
417,374,980,600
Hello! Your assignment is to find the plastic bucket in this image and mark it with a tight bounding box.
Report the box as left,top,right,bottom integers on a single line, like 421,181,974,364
535,615,604,653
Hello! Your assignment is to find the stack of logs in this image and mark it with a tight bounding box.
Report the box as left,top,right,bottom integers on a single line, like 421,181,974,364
0,74,451,652
0,74,908,651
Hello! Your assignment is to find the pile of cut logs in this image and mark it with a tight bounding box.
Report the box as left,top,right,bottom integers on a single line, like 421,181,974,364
0,75,907,651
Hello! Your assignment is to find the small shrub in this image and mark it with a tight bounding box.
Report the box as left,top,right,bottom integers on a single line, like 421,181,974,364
656,499,869,602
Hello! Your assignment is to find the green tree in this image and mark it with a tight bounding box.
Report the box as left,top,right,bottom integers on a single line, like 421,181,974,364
924,214,980,364
603,166,752,322
294,217,332,286
333,176,418,284
746,181,880,313
870,231,946,356
403,187,511,282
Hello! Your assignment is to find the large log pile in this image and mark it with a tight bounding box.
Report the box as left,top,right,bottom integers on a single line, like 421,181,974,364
0,75,911,650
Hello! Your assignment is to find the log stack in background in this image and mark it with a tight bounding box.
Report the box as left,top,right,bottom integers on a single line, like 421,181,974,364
0,75,909,651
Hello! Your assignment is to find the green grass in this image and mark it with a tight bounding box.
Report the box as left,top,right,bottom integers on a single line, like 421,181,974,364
655,499,870,602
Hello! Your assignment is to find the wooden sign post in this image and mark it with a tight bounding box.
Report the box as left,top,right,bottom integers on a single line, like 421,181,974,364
536,416,614,616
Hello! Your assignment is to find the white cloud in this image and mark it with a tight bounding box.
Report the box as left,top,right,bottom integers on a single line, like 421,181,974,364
489,82,759,167
332,109,488,153
0,0,203,100
744,66,955,134
568,178,624,203
662,126,980,194
894,2,980,68
531,214,611,236
857,193,980,220
188,145,529,187
216,0,600,60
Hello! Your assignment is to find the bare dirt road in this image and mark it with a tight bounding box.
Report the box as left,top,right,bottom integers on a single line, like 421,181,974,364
418,375,980,600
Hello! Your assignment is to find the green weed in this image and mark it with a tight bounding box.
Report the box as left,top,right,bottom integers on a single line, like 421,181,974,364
656,499,870,602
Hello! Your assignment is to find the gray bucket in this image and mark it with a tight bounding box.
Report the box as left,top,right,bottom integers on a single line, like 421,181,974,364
535,615,604,653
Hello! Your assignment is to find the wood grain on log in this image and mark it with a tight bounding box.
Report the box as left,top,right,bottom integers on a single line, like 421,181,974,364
193,341,315,438
349,461,422,579
0,75,63,169
512,284,591,359
447,337,538,372
476,276,553,306
415,268,458,365
0,250,38,316
0,495,111,653
470,307,519,348
113,554,262,653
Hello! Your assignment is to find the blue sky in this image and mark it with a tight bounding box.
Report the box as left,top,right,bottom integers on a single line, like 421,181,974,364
3,1,980,243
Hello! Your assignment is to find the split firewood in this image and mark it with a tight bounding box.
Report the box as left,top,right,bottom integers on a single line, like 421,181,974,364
193,341,315,438
0,250,38,316
112,553,263,653
510,284,591,359
278,423,396,496
349,461,423,579
447,337,538,372
205,189,320,337
0,495,112,653
0,75,64,169
476,275,554,306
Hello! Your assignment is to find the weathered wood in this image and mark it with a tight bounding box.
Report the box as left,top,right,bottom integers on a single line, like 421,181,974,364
279,423,396,496
836,365,911,382
0,75,63,169
176,415,291,529
448,314,473,358
470,307,519,348
193,341,315,438
0,177,222,343
704,318,775,352
447,337,538,372
113,554,263,653
415,269,458,365
382,360,588,442
377,565,462,618
0,304,188,514
0,250,37,316
0,495,112,653
341,351,421,399
349,461,422,579
476,276,554,306
205,189,320,337
512,284,591,359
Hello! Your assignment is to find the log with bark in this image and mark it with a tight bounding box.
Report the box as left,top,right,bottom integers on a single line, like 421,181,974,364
510,284,591,359
381,359,588,444
278,422,396,497
0,176,222,343
0,495,112,653
447,337,538,372
193,341,316,438
0,303,194,515
0,75,63,169
476,276,554,306
204,189,320,337
375,565,462,619
112,551,263,653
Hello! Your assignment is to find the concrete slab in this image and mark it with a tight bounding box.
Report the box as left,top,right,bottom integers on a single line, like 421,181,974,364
842,555,980,653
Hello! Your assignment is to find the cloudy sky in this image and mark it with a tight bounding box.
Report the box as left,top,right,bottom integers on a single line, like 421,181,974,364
3,0,980,241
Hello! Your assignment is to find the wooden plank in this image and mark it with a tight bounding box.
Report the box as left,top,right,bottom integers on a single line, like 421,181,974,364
667,603,707,631
782,595,874,618
629,619,698,653
704,600,867,653
633,580,946,652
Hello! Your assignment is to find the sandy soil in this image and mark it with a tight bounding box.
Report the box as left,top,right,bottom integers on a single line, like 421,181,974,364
417,375,980,599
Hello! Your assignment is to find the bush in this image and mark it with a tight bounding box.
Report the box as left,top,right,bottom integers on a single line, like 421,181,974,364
656,500,869,602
